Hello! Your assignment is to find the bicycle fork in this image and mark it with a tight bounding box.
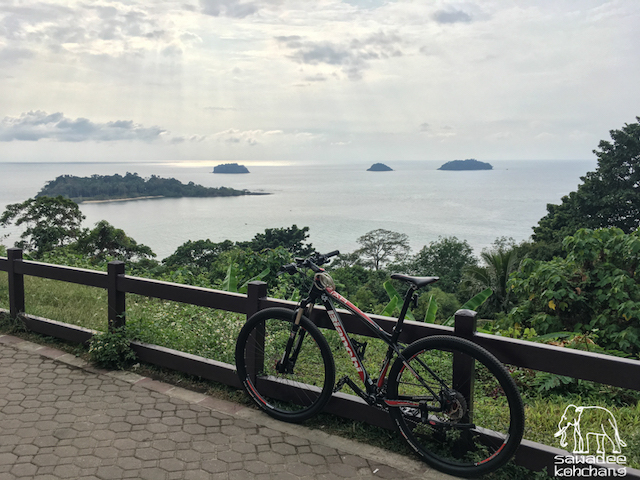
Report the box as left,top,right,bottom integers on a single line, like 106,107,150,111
275,307,308,374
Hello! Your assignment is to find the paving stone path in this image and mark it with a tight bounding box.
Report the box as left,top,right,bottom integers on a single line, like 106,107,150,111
0,335,455,480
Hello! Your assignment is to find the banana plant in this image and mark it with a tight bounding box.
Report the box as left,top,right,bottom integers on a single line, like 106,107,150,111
441,288,493,327
221,263,270,294
423,295,438,323
221,263,239,292
382,280,415,320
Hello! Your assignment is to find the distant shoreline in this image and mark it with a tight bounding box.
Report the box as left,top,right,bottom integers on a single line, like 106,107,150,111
81,196,165,204
80,192,271,204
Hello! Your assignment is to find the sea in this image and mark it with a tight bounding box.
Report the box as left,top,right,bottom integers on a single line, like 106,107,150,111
0,160,597,261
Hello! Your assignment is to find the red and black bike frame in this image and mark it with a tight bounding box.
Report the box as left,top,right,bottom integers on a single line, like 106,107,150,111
292,271,436,407
281,257,451,413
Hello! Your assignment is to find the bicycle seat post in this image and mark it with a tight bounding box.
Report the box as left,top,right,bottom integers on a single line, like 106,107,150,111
391,285,417,342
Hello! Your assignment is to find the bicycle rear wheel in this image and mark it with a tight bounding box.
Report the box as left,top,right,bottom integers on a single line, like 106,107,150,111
387,336,524,478
235,307,335,423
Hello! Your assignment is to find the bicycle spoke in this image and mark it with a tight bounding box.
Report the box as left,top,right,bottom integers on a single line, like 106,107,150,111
387,336,524,477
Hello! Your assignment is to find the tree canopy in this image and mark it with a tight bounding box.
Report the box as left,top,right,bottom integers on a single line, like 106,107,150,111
356,229,410,271
162,239,235,274
0,196,85,257
75,220,156,262
238,225,315,256
533,117,640,248
410,236,476,293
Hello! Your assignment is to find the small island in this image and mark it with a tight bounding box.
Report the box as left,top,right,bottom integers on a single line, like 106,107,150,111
367,163,393,172
36,173,261,203
213,163,250,174
438,159,493,171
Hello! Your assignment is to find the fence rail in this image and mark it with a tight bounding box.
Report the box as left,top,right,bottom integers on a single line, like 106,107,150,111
1,247,639,477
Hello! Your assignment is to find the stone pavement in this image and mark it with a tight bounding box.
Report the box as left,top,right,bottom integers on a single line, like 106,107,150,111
0,335,457,480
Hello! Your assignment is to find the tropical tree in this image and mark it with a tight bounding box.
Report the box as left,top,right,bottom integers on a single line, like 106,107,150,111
462,241,522,315
0,196,85,257
238,225,315,256
356,229,410,270
162,239,234,274
533,117,640,250
74,220,156,262
410,236,477,293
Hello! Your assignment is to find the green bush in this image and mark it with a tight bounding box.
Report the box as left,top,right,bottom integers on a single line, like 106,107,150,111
88,327,137,370
507,228,640,355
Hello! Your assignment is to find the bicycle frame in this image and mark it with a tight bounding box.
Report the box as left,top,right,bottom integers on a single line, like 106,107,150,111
293,271,448,409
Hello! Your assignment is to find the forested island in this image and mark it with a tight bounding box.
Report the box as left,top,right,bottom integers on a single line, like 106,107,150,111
367,163,393,171
438,159,493,171
36,173,258,203
213,163,250,174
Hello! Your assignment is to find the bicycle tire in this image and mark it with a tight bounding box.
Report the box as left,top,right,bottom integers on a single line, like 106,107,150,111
235,307,335,423
387,335,524,478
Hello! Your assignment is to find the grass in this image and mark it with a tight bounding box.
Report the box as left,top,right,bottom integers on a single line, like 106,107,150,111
1,272,638,476
0,275,108,331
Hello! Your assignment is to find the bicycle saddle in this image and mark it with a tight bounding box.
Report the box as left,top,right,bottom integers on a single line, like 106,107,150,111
390,274,439,289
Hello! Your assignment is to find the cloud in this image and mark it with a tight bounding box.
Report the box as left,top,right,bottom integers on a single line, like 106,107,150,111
303,73,328,82
170,134,207,144
276,31,403,80
213,128,270,145
211,128,316,146
0,2,185,63
433,8,473,24
0,46,35,66
420,124,456,139
0,111,167,142
342,0,392,9
199,0,259,18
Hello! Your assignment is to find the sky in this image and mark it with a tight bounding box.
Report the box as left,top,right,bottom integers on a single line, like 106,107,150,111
1,0,639,164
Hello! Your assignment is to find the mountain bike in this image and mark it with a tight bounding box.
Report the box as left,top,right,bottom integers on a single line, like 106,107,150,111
235,251,525,477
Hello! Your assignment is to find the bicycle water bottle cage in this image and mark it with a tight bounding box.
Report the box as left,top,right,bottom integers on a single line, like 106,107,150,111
390,274,439,289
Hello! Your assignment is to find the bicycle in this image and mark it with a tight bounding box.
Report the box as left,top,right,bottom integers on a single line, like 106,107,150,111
235,251,525,477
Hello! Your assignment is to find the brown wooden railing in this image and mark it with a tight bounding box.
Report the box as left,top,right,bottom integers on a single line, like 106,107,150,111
1,247,639,477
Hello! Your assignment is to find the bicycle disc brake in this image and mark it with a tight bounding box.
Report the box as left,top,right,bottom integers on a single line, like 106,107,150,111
439,390,467,423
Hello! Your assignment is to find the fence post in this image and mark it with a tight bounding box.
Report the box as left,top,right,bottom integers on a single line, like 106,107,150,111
246,281,268,320
108,261,126,331
244,281,268,382
453,309,478,423
7,248,25,319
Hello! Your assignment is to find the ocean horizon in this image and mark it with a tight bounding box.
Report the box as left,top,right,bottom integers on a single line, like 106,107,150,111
0,159,597,260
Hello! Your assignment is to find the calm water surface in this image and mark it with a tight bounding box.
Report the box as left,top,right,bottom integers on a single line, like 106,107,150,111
0,160,596,259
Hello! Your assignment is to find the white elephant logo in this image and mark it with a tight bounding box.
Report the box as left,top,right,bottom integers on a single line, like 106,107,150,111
554,404,627,454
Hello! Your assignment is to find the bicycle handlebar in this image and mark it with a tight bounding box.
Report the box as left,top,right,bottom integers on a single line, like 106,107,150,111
279,250,340,275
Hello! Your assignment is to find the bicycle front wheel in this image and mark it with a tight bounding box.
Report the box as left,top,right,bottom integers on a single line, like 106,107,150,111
235,307,335,423
387,335,524,478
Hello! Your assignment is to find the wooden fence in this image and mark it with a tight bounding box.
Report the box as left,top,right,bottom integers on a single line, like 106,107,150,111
1,247,639,477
